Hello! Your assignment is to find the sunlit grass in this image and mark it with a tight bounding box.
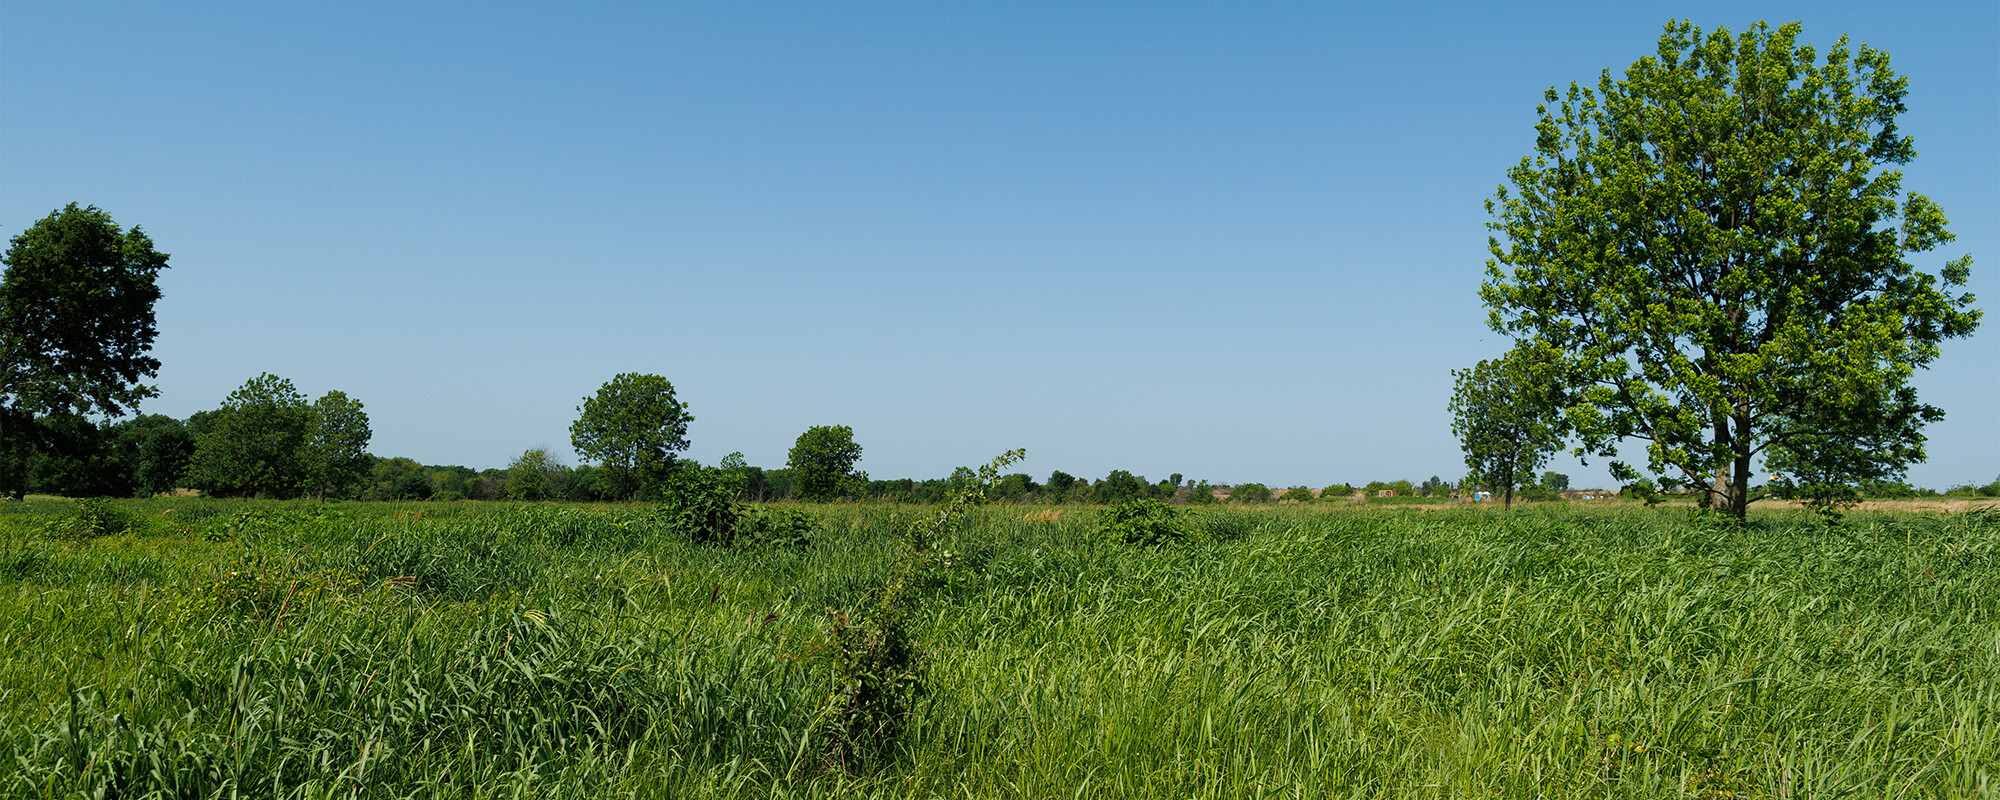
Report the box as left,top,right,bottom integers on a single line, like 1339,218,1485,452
1,498,1993,797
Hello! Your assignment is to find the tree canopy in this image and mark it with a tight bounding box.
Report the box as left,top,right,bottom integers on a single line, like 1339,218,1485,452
187,375,372,499
569,373,692,500
787,425,862,501
0,204,169,497
189,374,316,499
1481,20,1980,518
307,390,372,500
1449,349,1565,509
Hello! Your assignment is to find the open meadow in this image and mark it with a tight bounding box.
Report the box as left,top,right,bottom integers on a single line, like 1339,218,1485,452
0,498,1994,798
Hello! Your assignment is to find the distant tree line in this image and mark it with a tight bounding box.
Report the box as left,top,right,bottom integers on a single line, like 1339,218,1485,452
1,203,1984,506
12,361,1990,505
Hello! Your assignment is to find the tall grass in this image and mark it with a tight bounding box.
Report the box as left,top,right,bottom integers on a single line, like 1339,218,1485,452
0,498,1993,797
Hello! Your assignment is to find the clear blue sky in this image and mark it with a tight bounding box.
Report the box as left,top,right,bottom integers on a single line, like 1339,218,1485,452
5,1,1994,490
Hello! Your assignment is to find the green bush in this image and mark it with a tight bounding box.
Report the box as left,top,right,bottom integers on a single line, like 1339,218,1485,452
658,469,742,545
660,470,820,548
41,498,144,541
1620,478,1660,505
1231,483,1272,504
1099,498,1191,546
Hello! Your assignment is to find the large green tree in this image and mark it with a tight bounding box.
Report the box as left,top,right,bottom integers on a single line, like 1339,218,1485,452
0,204,170,498
1449,349,1566,509
569,373,692,500
1482,20,1980,518
787,424,862,501
188,374,316,499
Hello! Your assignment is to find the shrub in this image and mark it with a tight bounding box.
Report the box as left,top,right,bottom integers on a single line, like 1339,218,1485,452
1280,486,1316,503
660,469,821,548
1517,483,1560,502
1100,498,1191,547
815,448,1023,771
42,498,143,541
1231,483,1272,504
657,469,742,545
1620,478,1660,504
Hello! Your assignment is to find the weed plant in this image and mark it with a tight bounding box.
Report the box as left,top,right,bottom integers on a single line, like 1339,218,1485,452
0,497,1993,797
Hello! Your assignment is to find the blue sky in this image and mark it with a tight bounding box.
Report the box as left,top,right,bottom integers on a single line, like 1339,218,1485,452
4,1,1994,490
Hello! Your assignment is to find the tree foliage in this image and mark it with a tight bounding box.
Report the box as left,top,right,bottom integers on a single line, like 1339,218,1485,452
1481,20,1980,518
0,204,169,497
112,414,196,496
504,447,565,501
1095,470,1146,505
186,375,372,499
307,390,372,500
1450,349,1565,509
1231,483,1273,504
16,413,128,497
189,374,315,499
787,425,862,501
569,373,692,500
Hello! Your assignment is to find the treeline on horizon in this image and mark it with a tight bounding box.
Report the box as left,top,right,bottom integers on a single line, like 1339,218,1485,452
4,401,1467,505
13,395,2000,505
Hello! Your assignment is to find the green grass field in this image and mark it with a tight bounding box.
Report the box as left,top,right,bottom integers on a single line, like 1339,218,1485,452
1,498,1994,798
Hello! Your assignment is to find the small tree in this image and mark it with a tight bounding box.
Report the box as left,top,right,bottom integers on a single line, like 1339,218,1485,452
1450,349,1565,509
504,447,566,501
1189,481,1218,505
788,425,863,501
570,373,692,499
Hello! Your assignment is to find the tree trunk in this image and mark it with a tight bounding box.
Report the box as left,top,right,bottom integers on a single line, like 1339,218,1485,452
1708,443,1755,519
1729,450,1753,519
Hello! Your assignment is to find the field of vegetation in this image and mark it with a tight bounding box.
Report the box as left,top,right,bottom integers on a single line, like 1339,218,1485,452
1,496,1994,798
